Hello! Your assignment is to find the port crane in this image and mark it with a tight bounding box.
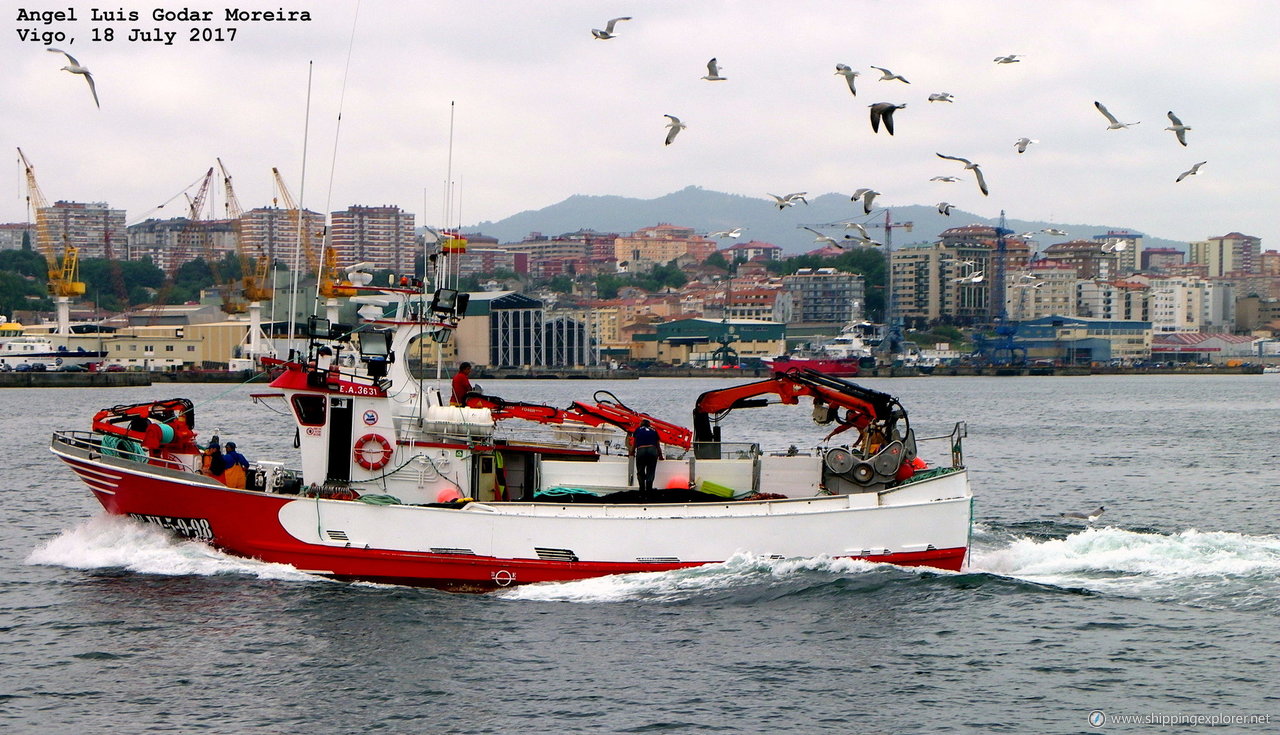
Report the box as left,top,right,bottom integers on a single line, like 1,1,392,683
219,159,277,369
217,158,273,313
270,168,353,308
17,148,85,334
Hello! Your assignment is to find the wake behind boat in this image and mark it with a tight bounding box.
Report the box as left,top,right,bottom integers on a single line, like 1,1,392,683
51,279,974,591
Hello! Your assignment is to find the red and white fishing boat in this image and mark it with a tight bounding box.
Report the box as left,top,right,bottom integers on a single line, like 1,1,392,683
761,354,862,377
51,281,973,591
764,322,881,377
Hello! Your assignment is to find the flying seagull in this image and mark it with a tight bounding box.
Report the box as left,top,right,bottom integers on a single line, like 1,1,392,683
802,226,841,247
1176,161,1207,182
1041,228,1068,236
592,16,631,39
930,175,961,183
701,58,726,81
937,202,954,216
1094,101,1139,130
1014,137,1039,153
663,115,687,145
1164,111,1191,146
928,92,955,103
1060,505,1106,522
48,48,99,108
768,192,808,209
840,220,871,240
834,64,859,95
868,102,906,135
708,227,744,239
851,188,880,214
870,65,910,84
936,153,989,196
993,54,1023,64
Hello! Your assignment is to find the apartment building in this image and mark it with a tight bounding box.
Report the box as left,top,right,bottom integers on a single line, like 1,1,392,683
329,205,416,273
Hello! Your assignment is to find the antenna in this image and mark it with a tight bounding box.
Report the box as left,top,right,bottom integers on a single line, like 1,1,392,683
286,61,314,345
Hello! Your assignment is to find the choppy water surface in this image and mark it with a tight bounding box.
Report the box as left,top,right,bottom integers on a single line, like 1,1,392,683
2,375,1278,734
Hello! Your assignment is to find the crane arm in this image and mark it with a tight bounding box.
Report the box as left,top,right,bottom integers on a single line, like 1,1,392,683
17,147,84,298
692,367,903,443
465,394,694,449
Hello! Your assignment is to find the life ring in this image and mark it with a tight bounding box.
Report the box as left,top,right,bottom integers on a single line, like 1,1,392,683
354,433,394,470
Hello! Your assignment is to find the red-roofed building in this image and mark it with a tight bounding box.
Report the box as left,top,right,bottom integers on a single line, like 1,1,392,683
1151,332,1257,364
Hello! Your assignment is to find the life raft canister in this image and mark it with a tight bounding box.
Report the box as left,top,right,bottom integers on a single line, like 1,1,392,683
353,433,394,470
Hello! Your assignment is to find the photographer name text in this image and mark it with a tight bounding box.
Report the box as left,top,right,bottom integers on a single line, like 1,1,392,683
15,7,312,45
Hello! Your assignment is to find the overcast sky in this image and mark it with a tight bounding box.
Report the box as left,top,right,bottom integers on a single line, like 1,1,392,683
5,0,1278,249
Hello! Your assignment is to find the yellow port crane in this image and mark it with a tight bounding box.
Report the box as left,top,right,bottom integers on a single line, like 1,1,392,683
17,148,84,334
270,167,353,300
216,158,272,313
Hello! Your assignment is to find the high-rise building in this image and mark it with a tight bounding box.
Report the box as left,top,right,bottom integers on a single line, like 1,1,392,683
40,201,126,261
328,205,416,273
127,218,235,273
1189,232,1261,276
0,223,33,251
1090,230,1144,274
781,268,864,324
1141,247,1185,273
1042,240,1121,280
1006,261,1078,321
240,207,325,273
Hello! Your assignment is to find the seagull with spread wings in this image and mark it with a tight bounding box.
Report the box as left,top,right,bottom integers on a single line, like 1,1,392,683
868,103,906,135
591,16,631,39
802,227,841,248
708,227,744,239
48,48,99,108
1094,101,1139,130
1164,111,1191,146
851,188,880,214
870,65,910,84
663,115,687,145
834,64,859,96
768,192,808,209
1176,161,1207,182
701,58,726,81
936,153,988,196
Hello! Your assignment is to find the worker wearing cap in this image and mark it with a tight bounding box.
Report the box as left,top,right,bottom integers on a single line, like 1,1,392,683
222,441,250,489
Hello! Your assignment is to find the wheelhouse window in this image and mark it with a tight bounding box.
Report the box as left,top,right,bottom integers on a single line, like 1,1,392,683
292,394,326,426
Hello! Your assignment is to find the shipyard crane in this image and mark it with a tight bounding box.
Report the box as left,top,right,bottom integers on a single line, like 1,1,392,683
218,158,279,369
270,168,352,300
17,148,84,334
217,158,272,312
147,168,217,324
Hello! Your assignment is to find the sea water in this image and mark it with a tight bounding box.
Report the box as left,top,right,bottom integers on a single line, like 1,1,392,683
2,375,1278,733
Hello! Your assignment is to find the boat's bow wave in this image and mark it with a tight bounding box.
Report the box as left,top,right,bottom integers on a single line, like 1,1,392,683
496,552,957,603
971,523,1280,612
26,515,324,583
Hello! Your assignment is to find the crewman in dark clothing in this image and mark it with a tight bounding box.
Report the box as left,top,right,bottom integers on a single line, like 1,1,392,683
631,418,663,496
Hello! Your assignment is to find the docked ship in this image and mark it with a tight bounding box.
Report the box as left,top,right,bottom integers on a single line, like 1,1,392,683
51,279,974,591
0,333,107,371
763,322,880,376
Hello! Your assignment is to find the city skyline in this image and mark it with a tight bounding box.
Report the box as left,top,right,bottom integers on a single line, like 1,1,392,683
4,1,1277,250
